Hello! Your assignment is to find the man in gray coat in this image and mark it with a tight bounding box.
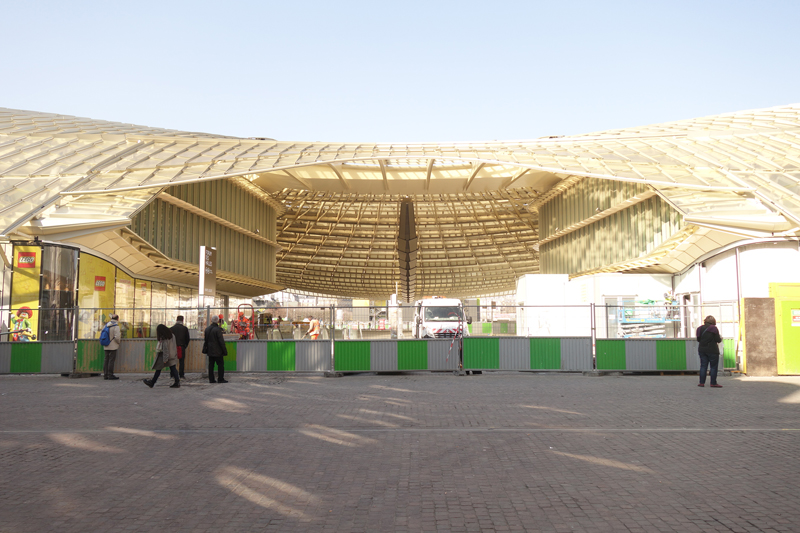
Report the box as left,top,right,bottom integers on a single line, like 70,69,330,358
103,314,121,380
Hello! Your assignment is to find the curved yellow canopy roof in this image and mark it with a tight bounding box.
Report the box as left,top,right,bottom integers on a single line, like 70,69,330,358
2,104,799,297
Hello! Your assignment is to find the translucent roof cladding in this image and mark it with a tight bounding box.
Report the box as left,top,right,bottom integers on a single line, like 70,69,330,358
3,104,800,296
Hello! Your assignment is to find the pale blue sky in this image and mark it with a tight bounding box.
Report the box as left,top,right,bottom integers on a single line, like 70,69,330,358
2,0,798,142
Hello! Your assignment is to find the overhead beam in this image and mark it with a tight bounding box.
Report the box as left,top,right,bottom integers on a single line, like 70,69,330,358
463,163,485,191
379,160,389,191
281,169,313,190
425,158,435,191
327,163,351,191
503,167,530,189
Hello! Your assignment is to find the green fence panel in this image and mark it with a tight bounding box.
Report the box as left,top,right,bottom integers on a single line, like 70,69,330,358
656,340,688,371
463,338,499,369
143,340,158,370
596,340,626,370
225,341,238,371
336,341,371,371
723,338,736,369
76,340,105,372
530,338,561,370
398,340,427,370
481,323,492,334
10,343,42,373
268,342,296,371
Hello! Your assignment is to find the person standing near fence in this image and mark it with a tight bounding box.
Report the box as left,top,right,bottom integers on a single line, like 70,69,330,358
305,316,321,340
170,315,190,380
103,314,121,380
204,315,228,383
142,324,180,389
697,315,723,388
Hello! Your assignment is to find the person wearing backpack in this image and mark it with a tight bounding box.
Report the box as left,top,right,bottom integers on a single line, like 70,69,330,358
697,315,723,388
102,314,121,380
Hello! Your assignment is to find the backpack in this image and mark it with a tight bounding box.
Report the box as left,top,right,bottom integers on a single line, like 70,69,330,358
99,325,111,346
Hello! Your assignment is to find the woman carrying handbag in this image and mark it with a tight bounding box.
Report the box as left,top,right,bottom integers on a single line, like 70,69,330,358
143,324,180,389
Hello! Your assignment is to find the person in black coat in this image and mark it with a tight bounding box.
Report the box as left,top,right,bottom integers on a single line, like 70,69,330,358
204,315,228,383
696,315,723,388
170,315,190,380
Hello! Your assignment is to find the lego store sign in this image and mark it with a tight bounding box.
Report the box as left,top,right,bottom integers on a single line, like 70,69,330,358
95,276,106,291
17,252,36,268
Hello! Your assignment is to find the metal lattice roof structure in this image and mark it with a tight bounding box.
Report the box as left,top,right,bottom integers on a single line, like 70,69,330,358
2,104,800,298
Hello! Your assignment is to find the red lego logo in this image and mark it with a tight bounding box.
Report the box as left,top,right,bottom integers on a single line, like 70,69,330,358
17,252,36,268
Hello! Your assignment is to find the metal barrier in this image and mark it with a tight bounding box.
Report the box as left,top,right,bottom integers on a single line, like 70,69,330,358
596,338,702,372
1,336,713,375
0,341,74,374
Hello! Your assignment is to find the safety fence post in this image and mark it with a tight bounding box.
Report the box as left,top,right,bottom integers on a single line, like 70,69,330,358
330,304,335,372
201,306,210,379
590,303,597,370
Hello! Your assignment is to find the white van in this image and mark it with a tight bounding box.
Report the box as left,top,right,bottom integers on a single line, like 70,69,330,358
413,297,471,339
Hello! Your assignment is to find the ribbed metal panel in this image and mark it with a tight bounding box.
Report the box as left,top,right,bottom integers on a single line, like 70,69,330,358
540,192,683,274
186,339,206,374
297,340,331,371
75,340,105,372
596,339,626,370
463,338,500,370
398,340,428,370
116,339,148,372
266,341,296,371
334,340,370,371
0,343,11,373
131,180,278,283
656,340,688,371
9,343,41,373
370,340,398,372
625,340,657,371
530,337,561,370
560,338,592,371
499,338,530,370
685,339,701,371
237,341,268,372
427,339,459,371
40,341,73,373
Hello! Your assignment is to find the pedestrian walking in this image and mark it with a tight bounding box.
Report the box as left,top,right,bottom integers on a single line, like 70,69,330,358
697,315,723,388
143,324,180,388
204,315,228,383
170,315,190,380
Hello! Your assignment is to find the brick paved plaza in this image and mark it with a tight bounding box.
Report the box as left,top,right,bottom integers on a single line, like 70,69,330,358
1,371,799,532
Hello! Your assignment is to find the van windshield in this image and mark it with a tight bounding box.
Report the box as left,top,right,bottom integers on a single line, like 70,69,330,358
423,306,464,321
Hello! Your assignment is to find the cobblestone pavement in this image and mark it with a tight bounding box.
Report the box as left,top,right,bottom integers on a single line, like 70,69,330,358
1,371,799,532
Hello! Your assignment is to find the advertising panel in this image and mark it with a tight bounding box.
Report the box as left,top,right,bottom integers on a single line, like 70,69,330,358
10,245,42,341
77,253,116,338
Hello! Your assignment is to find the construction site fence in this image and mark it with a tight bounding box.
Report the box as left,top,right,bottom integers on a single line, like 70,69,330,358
2,336,722,375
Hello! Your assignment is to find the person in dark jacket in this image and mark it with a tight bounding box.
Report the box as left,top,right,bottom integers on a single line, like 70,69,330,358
204,315,228,383
170,315,190,380
696,315,723,388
